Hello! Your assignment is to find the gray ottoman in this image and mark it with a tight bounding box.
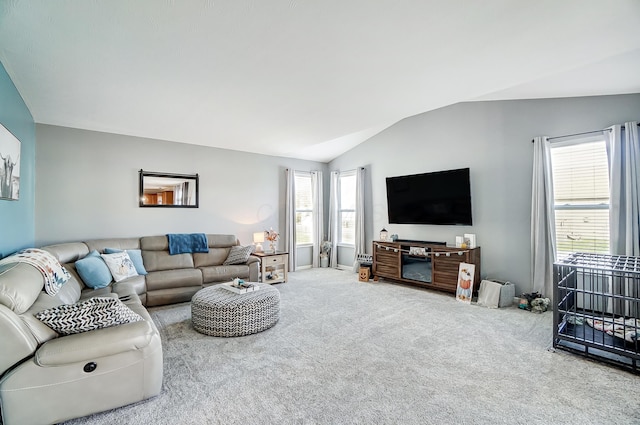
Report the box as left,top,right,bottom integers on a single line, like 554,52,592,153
191,284,280,337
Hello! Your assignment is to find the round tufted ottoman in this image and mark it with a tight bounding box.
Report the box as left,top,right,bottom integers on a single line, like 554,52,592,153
191,283,280,337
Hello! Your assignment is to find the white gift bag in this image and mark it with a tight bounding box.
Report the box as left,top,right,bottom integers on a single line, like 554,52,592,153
477,279,515,308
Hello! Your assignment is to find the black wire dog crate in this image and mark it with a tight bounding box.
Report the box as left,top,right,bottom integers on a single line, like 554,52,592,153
554,252,640,373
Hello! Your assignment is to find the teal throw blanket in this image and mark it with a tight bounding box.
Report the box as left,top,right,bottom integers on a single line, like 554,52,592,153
167,233,209,255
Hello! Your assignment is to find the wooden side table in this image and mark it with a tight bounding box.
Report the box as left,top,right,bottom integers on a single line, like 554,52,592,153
251,251,288,283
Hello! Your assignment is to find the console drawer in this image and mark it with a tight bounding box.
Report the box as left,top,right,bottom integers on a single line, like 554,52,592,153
376,263,400,278
264,255,285,266
433,260,462,274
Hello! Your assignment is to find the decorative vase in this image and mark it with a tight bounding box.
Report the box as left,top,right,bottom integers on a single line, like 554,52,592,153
269,241,277,253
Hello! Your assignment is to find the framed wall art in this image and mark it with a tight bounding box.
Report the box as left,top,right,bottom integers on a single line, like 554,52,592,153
0,123,21,201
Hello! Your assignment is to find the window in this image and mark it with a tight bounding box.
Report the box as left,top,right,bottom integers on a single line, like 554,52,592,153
294,172,313,245
339,172,356,245
550,139,610,259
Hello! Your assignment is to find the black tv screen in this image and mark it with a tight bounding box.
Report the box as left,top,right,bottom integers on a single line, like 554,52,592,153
386,168,472,225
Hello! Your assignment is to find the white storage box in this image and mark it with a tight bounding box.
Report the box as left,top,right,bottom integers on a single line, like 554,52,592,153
477,279,515,308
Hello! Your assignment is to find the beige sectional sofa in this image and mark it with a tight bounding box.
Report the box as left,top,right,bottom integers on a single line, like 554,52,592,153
43,234,259,307
0,234,258,425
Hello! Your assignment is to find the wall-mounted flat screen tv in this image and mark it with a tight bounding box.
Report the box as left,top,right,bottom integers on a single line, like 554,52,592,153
386,167,472,225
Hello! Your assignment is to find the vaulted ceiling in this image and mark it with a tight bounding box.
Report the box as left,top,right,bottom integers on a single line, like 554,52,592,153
1,1,639,162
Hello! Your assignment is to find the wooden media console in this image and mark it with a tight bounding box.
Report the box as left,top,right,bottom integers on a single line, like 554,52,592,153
372,240,481,294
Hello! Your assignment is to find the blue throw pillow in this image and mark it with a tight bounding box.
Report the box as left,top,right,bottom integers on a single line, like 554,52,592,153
75,250,113,289
104,248,148,275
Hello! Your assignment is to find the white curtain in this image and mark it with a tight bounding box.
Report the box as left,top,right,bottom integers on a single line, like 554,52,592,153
174,184,183,205
173,182,190,205
328,171,339,268
181,182,189,205
531,136,557,300
187,181,196,205
285,169,296,272
311,171,324,268
352,167,365,272
606,121,640,317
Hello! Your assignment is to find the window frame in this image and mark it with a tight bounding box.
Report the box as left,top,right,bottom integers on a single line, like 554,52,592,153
549,135,610,259
338,170,357,246
294,171,314,247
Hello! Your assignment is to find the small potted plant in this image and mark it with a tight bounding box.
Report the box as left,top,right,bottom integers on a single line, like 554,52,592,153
320,241,331,268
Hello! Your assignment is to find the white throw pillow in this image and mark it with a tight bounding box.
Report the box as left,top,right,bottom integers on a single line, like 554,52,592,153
101,251,138,282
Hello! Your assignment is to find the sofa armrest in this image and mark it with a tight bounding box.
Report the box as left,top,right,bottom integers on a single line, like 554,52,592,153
0,304,39,374
35,320,155,366
248,258,259,282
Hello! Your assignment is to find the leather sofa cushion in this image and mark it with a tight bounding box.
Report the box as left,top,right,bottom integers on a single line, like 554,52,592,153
123,295,153,322
0,263,45,314
81,287,118,300
42,242,90,264
145,269,202,291
193,247,230,268
54,267,83,305
6,265,85,344
20,292,67,344
85,238,140,253
113,275,146,296
78,279,144,302
146,286,201,307
206,234,238,247
140,235,170,251
201,265,250,284
142,251,194,272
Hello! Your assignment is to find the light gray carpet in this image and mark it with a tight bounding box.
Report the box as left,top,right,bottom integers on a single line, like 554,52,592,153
65,268,640,424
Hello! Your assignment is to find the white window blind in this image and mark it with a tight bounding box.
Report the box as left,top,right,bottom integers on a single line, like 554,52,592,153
550,140,610,259
294,173,313,244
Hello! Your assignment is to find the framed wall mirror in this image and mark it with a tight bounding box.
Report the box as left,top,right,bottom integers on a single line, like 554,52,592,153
139,170,199,208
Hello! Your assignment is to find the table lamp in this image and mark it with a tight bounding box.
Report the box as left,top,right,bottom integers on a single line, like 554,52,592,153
253,232,264,252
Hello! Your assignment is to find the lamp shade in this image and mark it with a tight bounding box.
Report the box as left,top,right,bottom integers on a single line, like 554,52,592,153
253,232,265,243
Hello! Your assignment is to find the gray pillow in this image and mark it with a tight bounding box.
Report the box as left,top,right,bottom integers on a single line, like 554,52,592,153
35,297,143,335
223,245,255,265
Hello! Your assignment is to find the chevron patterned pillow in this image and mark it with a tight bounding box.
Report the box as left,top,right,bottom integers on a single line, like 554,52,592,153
223,245,255,265
35,297,143,335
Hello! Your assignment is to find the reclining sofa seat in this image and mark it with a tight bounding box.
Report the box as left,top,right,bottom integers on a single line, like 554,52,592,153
0,254,163,425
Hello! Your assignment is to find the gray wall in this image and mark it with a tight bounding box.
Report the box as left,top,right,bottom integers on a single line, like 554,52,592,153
35,124,327,269
0,61,36,258
32,94,640,285
329,94,640,295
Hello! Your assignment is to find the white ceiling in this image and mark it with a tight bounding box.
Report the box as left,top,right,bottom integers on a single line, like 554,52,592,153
1,1,639,163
